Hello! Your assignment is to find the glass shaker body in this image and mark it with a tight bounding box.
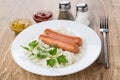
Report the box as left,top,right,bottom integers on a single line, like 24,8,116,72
58,1,74,21
75,3,90,26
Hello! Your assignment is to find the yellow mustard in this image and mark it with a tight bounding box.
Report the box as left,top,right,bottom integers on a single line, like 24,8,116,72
10,18,31,34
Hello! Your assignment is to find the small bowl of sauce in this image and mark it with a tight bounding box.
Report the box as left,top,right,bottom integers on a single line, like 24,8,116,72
10,18,31,34
33,11,53,23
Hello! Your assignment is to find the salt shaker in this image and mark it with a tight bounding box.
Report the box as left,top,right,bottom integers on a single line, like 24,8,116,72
75,3,90,26
58,1,74,20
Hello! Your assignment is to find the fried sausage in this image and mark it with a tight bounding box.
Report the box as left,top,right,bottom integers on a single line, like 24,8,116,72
39,34,79,53
44,28,82,46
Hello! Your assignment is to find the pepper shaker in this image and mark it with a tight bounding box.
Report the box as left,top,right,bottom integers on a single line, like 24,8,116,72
58,1,74,20
75,3,90,26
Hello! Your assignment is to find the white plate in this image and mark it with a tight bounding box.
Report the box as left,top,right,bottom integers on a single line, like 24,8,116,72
11,20,101,76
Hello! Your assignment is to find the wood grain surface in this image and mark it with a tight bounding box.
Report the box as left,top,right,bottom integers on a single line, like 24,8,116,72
0,0,120,80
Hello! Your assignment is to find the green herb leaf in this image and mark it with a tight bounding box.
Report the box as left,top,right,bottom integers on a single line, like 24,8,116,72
49,47,57,55
31,52,35,55
28,53,35,57
41,46,47,49
37,46,48,53
29,40,39,49
21,45,29,51
57,55,68,64
37,53,47,59
47,59,56,67
37,46,42,51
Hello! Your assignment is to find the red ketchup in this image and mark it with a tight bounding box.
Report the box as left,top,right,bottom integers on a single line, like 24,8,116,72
33,11,53,23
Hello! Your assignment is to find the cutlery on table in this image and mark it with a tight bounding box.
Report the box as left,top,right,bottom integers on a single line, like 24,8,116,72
100,16,109,69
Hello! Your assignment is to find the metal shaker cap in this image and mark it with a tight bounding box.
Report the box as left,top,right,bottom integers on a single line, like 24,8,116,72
59,1,71,10
76,3,88,12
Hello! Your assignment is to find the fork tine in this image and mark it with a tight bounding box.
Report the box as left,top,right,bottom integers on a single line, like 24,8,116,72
100,17,101,28
103,17,105,28
106,16,108,29
104,17,106,28
100,16,103,28
104,16,108,29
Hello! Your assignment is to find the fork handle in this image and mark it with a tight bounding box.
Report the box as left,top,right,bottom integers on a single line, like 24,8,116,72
103,32,109,68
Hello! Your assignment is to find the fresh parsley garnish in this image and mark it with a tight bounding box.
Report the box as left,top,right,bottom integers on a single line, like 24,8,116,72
57,55,68,64
41,46,47,49
22,40,68,67
29,40,39,49
21,46,30,51
37,53,47,59
47,58,56,67
49,47,57,55
37,46,48,53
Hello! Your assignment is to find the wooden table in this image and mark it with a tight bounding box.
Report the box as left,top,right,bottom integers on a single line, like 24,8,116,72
0,0,120,80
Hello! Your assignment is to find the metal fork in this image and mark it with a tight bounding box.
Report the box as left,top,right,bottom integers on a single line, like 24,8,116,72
100,16,109,69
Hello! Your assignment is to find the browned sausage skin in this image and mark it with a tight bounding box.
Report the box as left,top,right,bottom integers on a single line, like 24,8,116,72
44,28,82,46
39,34,79,53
